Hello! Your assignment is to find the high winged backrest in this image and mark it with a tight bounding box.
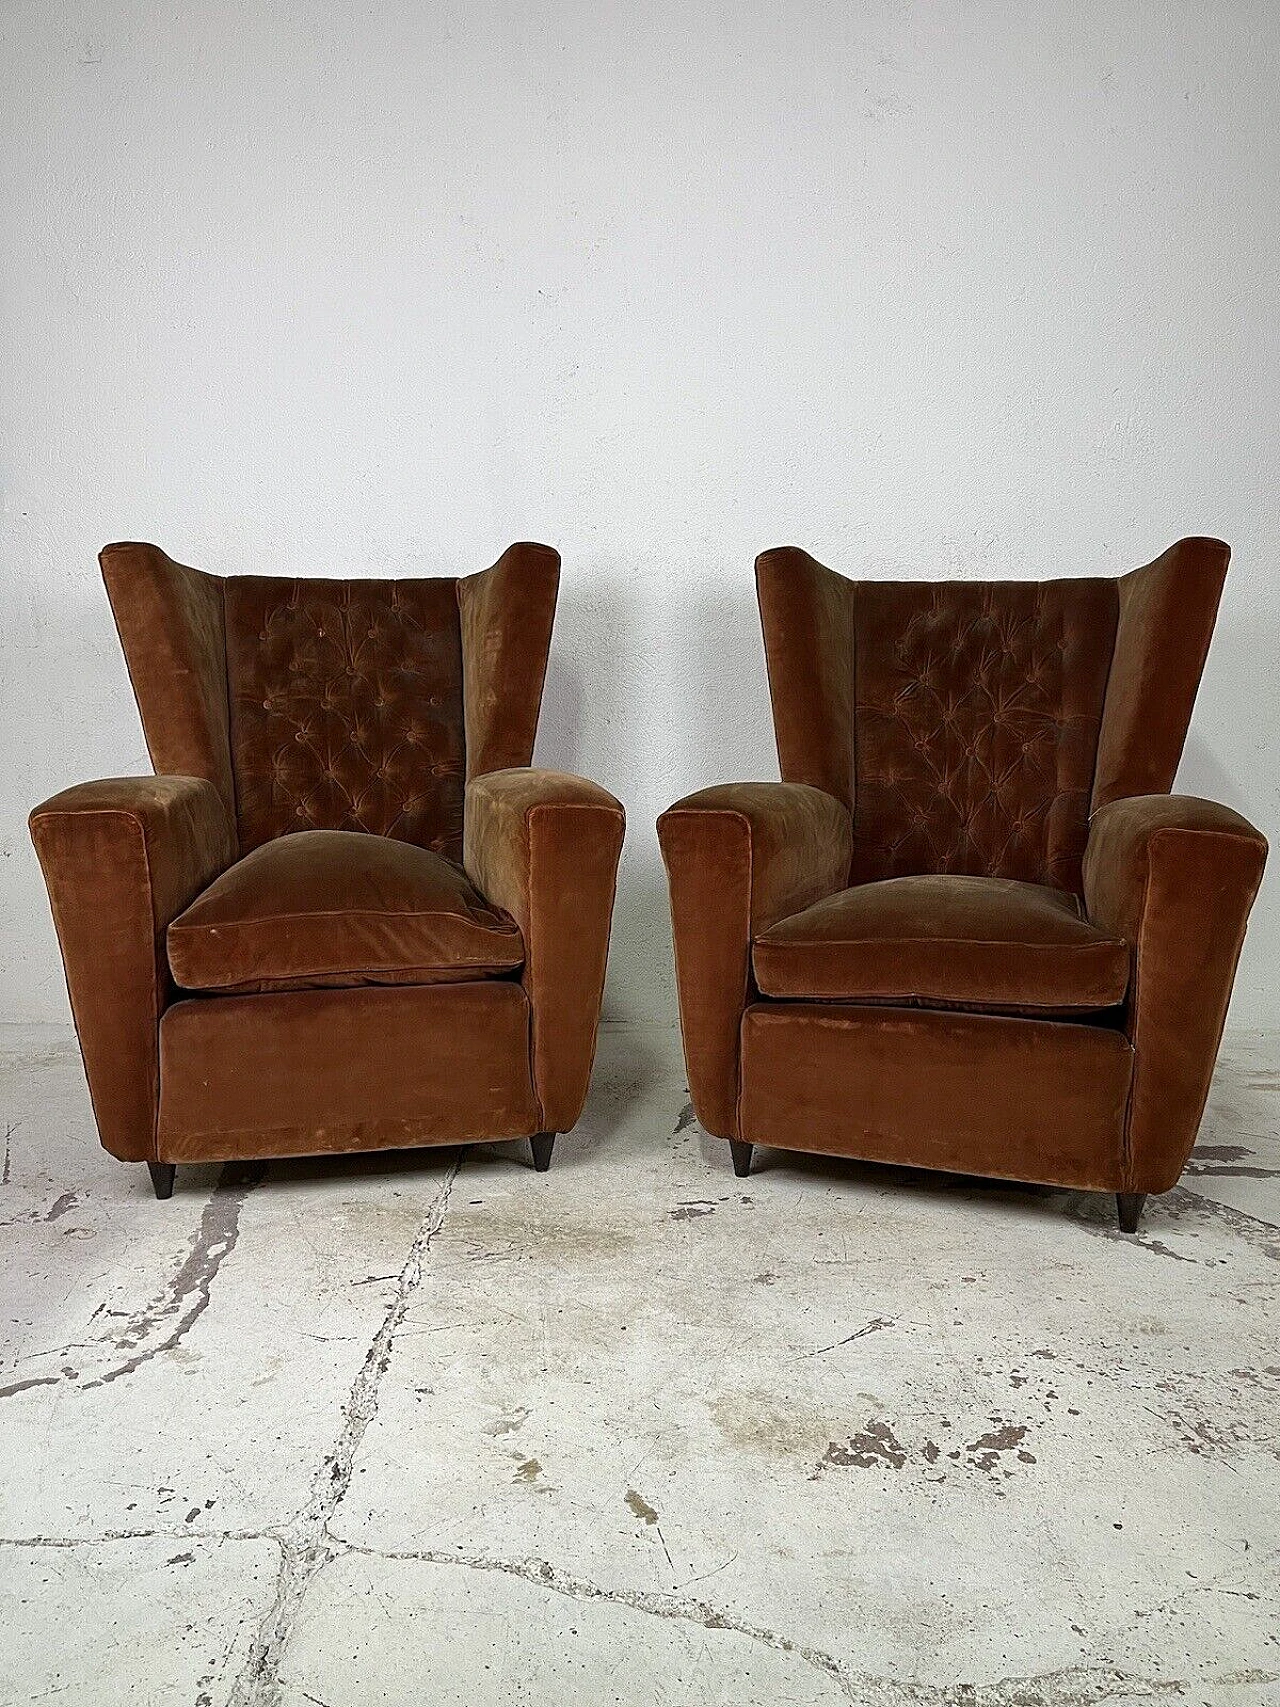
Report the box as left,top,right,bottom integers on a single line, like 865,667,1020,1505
101,541,560,861
756,537,1228,895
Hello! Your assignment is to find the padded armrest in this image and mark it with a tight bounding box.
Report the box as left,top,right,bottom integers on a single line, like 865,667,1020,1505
1083,793,1267,1192
657,782,853,1139
29,776,236,1160
464,767,625,1132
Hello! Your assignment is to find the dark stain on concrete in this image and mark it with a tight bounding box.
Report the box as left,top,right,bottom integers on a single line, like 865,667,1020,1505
818,1419,908,1472
85,1161,266,1389
965,1423,1031,1472
1185,1158,1280,1180
673,1100,696,1136
0,1162,264,1400
670,1200,718,1221
625,1488,659,1525
0,1373,60,1401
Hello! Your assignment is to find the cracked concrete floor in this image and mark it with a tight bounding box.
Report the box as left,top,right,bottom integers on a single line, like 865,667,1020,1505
0,1024,1277,1706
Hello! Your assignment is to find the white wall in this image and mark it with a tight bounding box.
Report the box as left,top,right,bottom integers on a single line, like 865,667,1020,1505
2,0,1278,1028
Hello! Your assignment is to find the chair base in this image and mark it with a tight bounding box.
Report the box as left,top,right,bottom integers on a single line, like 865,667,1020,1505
1116,1192,1146,1234
729,1140,753,1178
148,1162,176,1200
530,1132,556,1172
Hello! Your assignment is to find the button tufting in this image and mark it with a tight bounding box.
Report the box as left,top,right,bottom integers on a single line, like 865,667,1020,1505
227,577,468,860
852,579,1112,890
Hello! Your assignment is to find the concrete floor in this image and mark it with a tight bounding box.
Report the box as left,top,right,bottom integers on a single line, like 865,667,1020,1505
0,1025,1277,1707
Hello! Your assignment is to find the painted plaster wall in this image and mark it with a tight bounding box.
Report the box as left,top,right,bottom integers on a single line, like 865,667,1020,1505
2,1,1277,1026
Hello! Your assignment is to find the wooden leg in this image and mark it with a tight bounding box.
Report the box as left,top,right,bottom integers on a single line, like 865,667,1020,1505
148,1162,175,1200
1116,1192,1145,1234
530,1132,556,1172
729,1140,753,1178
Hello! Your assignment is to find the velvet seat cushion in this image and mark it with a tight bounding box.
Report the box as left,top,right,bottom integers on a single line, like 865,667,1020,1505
167,829,523,994
752,874,1129,1014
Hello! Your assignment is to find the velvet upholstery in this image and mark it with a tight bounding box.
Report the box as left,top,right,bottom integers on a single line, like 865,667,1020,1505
753,875,1129,1014
101,545,237,817
663,538,1265,1217
458,542,560,778
465,768,626,1133
167,829,523,994
32,542,623,1183
1092,539,1229,810
657,783,853,1139
29,777,235,1161
739,1005,1132,1190
224,575,468,857
158,983,539,1161
1083,794,1266,1192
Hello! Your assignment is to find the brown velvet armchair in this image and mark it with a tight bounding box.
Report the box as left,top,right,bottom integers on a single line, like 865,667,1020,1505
659,538,1265,1232
31,542,624,1197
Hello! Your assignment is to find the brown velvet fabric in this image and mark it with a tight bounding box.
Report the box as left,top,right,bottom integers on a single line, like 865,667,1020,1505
1083,794,1267,1192
850,578,1117,891
657,783,854,1139
158,982,538,1160
1092,539,1229,811
224,575,468,858
739,1005,1132,1191
38,541,614,1173
168,829,522,994
666,537,1262,1202
458,543,560,778
465,768,625,1132
29,777,235,1161
101,544,236,818
101,538,562,864
754,874,1129,1013
755,548,857,812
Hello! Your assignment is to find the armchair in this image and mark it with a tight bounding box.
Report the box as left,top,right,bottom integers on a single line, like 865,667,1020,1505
31,542,624,1196
659,538,1265,1231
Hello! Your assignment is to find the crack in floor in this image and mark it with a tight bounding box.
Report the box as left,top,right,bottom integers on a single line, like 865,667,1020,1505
298,1537,1263,1707
0,1161,265,1399
224,1153,462,1707
1,1522,1273,1707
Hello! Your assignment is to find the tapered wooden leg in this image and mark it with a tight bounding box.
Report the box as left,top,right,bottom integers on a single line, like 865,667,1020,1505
729,1140,753,1178
148,1162,175,1200
1116,1192,1145,1234
530,1133,556,1173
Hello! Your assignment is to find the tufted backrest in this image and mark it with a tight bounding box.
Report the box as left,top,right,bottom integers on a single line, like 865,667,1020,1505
849,578,1115,889
223,576,467,855
101,541,559,862
756,539,1228,895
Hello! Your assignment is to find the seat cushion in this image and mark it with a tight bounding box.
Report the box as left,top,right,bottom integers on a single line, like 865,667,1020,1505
752,874,1129,1014
168,829,523,994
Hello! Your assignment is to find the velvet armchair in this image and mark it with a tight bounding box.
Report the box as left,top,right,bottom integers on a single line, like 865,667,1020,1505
31,542,624,1196
659,538,1265,1231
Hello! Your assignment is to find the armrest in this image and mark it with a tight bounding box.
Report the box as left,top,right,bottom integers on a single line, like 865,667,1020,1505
1083,794,1267,1192
29,777,235,1161
657,782,853,1139
464,767,625,1132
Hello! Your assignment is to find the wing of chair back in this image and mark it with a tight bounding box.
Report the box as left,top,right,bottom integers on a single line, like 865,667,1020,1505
459,544,626,1133
1083,538,1268,1194
30,545,239,1160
